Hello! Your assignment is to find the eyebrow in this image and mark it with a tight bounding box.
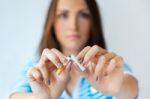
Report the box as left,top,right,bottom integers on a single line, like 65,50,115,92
57,8,89,13
57,9,68,13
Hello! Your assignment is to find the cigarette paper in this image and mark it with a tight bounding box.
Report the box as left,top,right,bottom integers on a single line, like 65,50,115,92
56,54,85,75
70,54,85,71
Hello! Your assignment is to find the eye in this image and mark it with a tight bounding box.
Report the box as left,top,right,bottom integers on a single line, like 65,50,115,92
57,13,68,19
79,12,90,19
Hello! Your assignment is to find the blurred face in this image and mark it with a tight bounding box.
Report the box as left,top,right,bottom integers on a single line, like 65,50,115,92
54,0,91,52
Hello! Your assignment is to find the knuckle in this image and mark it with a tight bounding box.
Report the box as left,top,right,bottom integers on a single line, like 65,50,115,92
43,48,49,53
35,72,41,79
119,56,124,61
110,52,116,56
27,67,38,77
27,67,35,74
53,56,59,63
117,56,124,66
51,48,56,52
93,45,99,50
84,53,91,60
111,58,116,63
42,48,49,56
37,61,45,68
85,46,91,49
101,55,106,61
38,64,44,69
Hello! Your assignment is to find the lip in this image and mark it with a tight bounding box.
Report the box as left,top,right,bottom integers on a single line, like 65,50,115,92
66,35,80,40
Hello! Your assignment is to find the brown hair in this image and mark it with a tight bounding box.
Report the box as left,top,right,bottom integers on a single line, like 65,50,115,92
38,0,106,56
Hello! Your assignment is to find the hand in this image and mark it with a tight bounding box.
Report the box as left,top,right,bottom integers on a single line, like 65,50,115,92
27,48,72,99
77,45,124,96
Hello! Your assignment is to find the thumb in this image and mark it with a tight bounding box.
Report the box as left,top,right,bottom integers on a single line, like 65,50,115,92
27,67,45,92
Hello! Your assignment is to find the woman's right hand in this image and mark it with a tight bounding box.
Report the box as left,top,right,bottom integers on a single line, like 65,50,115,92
27,48,72,99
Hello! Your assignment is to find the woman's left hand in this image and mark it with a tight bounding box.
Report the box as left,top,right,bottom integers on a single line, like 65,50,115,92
77,45,124,96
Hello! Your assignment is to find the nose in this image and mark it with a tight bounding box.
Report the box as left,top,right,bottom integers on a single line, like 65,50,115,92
68,15,78,31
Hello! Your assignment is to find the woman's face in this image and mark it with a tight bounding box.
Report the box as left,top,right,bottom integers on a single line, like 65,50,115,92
54,0,91,52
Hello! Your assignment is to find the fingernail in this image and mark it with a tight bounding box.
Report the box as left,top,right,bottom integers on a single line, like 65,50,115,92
100,56,105,61
63,58,68,66
77,57,81,61
78,57,83,63
104,72,108,76
47,80,50,85
68,62,72,71
69,60,73,65
102,70,107,77
96,76,98,81
57,63,62,68
82,61,88,67
111,59,116,65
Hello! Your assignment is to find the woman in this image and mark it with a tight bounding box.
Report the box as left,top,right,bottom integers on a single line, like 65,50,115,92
10,0,138,99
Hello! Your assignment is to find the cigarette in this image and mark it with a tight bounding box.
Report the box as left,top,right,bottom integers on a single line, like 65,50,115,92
56,54,85,75
70,54,85,71
56,66,65,75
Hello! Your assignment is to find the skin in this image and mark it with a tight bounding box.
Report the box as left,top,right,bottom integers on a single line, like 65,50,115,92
54,0,91,55
10,0,138,99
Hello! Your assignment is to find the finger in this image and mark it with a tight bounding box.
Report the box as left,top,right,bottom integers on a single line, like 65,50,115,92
97,52,117,77
106,56,124,75
82,45,107,67
64,61,73,73
87,62,95,74
101,52,117,63
72,62,82,71
94,56,106,81
39,48,63,68
77,46,91,62
51,48,75,75
38,64,50,85
47,64,57,72
38,48,64,83
27,67,43,83
56,60,74,75
105,58,116,75
51,48,69,66
116,56,124,68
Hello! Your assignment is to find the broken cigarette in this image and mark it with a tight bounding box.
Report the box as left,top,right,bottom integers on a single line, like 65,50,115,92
70,54,85,71
56,66,65,75
56,54,85,75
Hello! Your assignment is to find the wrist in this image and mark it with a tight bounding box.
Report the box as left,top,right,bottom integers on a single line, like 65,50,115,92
114,74,139,99
50,96,59,99
31,93,36,99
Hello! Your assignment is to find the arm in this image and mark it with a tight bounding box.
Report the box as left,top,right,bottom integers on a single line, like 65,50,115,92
9,48,72,99
77,45,139,99
115,74,139,99
9,92,35,99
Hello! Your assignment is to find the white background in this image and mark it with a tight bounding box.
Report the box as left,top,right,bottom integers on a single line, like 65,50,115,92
0,0,150,99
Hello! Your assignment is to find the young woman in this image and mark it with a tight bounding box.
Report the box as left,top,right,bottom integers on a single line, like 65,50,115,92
10,0,138,99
